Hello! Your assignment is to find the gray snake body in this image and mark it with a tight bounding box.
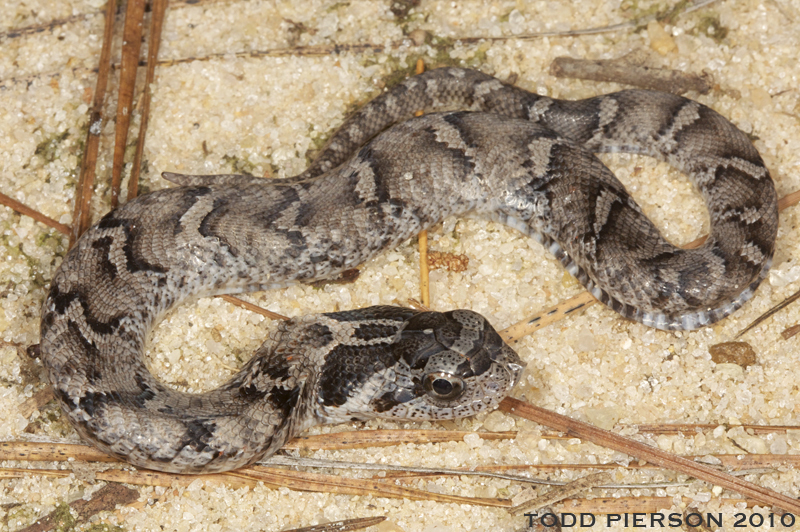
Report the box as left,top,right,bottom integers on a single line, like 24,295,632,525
40,68,778,473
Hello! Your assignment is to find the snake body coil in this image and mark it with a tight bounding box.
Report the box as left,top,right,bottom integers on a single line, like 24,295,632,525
40,68,777,473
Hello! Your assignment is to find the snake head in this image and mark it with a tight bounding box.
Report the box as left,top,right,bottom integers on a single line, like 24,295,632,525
369,309,526,420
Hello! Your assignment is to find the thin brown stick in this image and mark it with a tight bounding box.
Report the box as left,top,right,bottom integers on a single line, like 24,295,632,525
232,466,510,507
0,432,515,464
415,58,431,308
19,483,138,532
0,0,730,90
778,188,800,211
147,2,715,69
550,53,713,95
418,228,430,307
69,0,118,247
0,466,256,489
3,440,794,512
0,0,218,44
782,324,800,339
128,0,169,202
694,453,800,468
406,298,431,311
633,423,800,436
283,429,516,450
500,292,597,344
735,286,800,338
7,433,799,470
0,442,117,464
0,191,70,235
508,471,613,515
217,294,288,320
6,440,796,478
110,0,147,208
384,452,800,475
0,13,95,41
499,397,800,514
282,516,386,532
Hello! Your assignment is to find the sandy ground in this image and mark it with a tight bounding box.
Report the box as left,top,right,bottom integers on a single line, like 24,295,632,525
2,0,800,530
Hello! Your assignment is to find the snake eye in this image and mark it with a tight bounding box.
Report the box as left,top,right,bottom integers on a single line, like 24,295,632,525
423,372,465,401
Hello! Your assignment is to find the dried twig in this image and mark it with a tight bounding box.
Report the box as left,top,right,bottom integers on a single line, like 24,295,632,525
128,0,169,202
110,0,147,208
264,455,686,489
0,0,725,90
508,472,613,515
551,52,713,94
0,13,96,42
150,2,717,69
0,466,255,489
231,466,510,507
283,428,516,450
782,324,800,339
282,516,386,532
0,442,117,464
18,483,138,532
415,59,432,308
418,229,430,307
216,294,288,320
736,286,800,338
69,0,118,246
3,440,789,496
501,292,597,344
633,422,800,436
778,186,800,212
2,454,499,506
0,432,513,464
499,397,800,514
0,191,70,235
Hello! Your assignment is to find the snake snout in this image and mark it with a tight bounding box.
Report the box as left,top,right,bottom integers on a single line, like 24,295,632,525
376,308,525,419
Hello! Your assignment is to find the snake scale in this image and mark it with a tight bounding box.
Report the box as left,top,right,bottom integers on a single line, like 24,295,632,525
40,67,778,473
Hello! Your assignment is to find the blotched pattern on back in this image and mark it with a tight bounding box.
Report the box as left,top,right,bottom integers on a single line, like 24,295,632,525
40,68,777,473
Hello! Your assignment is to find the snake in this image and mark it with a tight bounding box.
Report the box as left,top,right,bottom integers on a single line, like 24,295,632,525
39,67,778,474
